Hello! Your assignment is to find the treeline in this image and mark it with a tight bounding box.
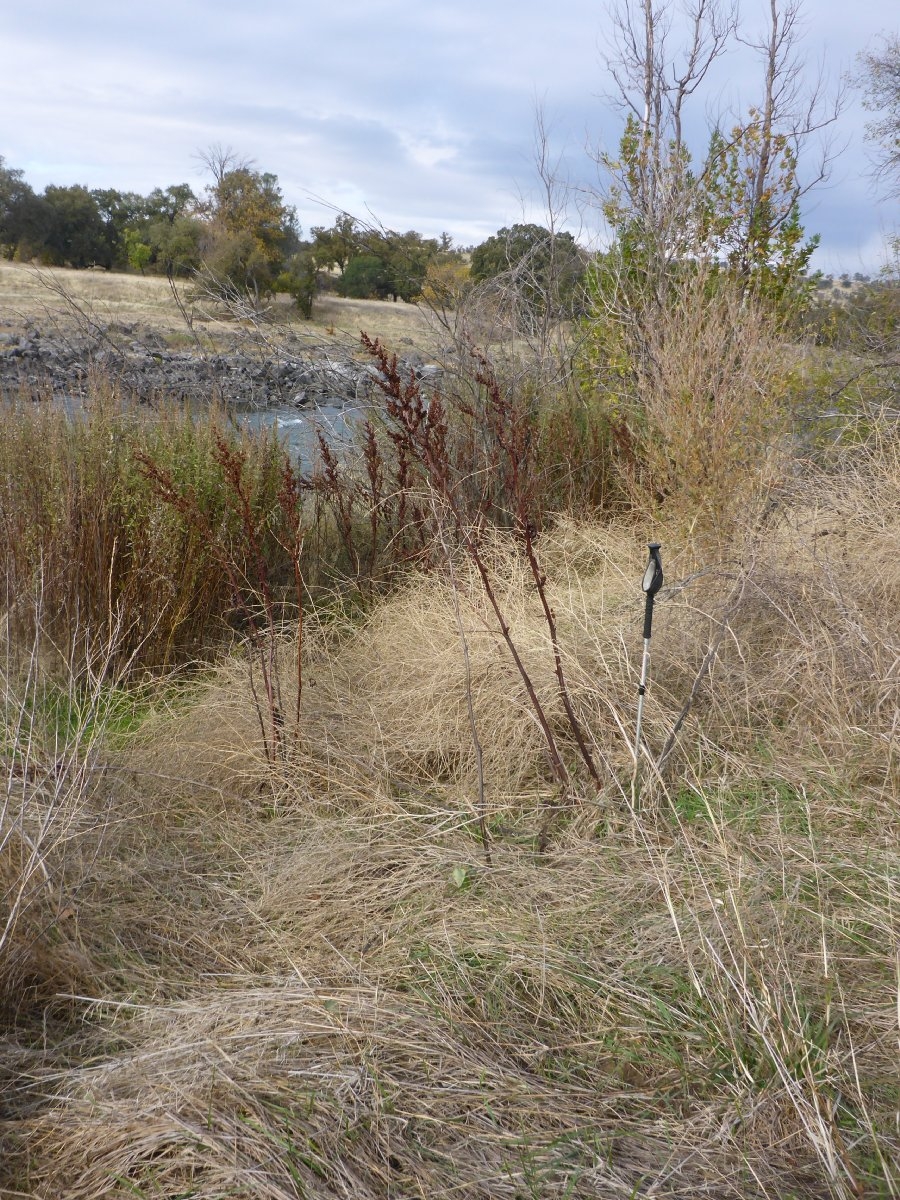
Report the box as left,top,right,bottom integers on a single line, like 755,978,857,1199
0,150,594,318
0,160,203,276
0,150,463,312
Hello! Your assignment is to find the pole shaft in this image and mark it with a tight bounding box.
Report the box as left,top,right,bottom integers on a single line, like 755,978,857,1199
634,635,651,762
634,546,662,802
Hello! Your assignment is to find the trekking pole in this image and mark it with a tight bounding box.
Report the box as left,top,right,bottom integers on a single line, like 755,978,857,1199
633,543,663,800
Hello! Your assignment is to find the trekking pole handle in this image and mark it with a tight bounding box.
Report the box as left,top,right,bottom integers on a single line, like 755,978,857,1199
641,543,663,641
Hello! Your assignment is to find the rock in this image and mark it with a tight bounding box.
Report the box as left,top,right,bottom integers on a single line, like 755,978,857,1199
0,323,381,409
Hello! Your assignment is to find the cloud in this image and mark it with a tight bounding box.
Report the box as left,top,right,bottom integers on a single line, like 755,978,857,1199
1,0,896,265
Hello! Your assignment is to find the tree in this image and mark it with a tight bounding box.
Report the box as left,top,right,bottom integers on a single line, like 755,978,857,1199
277,248,318,318
371,229,438,302
91,188,146,270
857,34,900,197
199,152,299,303
146,215,203,277
470,223,585,313
582,0,842,530
596,0,839,321
41,185,109,268
336,253,391,299
133,184,202,277
311,213,358,274
144,183,197,226
420,257,472,313
124,228,152,274
1,164,204,274
332,228,445,302
0,158,46,260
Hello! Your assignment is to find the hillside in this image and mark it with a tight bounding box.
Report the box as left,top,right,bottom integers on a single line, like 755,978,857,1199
0,260,433,353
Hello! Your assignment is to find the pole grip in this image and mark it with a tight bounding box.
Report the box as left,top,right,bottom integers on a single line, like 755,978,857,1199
642,593,655,641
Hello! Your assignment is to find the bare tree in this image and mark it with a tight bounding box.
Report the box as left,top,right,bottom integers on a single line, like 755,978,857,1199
602,0,737,236
193,143,254,191
856,33,900,198
730,0,845,258
597,0,844,297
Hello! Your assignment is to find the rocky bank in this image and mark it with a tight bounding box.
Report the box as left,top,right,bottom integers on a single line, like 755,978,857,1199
0,324,439,408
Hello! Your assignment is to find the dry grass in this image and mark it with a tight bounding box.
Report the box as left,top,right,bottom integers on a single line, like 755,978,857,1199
307,292,434,354
0,261,184,332
585,264,798,542
0,610,127,1022
0,261,433,353
0,428,897,1198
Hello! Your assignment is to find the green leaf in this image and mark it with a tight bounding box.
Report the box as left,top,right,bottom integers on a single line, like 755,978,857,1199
451,866,469,889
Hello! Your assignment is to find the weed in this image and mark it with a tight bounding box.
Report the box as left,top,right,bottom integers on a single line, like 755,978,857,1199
136,431,305,762
0,388,294,676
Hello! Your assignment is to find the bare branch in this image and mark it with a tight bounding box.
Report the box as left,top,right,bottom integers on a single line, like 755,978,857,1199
856,32,900,198
193,143,254,189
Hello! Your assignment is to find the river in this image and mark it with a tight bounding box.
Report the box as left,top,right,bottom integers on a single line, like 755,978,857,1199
233,398,371,471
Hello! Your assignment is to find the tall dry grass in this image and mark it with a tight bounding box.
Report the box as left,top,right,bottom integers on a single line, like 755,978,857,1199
584,263,805,543
0,592,127,1023
0,382,295,675
0,421,896,1198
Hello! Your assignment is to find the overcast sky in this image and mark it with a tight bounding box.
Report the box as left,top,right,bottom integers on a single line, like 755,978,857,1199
2,0,897,274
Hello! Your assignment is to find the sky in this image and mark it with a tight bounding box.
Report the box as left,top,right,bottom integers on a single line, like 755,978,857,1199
1,0,897,275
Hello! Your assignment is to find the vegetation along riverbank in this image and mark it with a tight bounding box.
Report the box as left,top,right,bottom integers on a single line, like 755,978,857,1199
1,12,899,1194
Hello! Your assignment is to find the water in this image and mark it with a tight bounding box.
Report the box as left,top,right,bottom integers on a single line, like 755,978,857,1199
52,392,374,474
231,365,439,469
227,399,374,472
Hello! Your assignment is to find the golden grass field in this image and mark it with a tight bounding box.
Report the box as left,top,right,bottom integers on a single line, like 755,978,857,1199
0,260,433,352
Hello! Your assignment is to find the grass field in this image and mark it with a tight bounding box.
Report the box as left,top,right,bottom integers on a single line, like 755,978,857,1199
0,260,434,352
0,411,897,1198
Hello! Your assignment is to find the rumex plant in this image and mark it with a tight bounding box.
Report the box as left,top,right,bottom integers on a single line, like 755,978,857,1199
360,334,604,827
137,434,305,763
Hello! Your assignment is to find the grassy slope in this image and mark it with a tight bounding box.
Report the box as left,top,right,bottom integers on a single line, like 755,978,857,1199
1,434,897,1198
0,260,433,353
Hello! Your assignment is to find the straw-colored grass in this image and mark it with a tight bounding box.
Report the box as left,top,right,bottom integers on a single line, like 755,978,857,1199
0,261,433,353
0,427,897,1198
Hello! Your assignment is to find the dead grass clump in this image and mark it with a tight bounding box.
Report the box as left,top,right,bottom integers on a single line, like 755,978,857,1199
649,435,900,784
0,826,93,1019
322,560,561,791
12,789,892,1198
586,264,795,544
10,976,829,1200
113,543,601,811
0,640,109,1021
